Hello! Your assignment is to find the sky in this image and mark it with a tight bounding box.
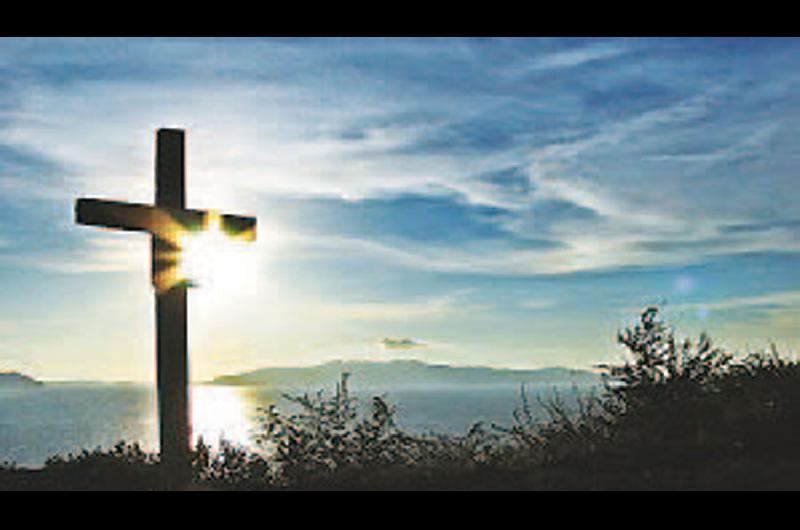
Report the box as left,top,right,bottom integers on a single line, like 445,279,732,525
0,37,799,382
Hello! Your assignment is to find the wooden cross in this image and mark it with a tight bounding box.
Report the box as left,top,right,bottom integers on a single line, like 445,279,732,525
75,129,256,489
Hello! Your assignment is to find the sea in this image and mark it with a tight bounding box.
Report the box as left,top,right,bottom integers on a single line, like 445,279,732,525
0,381,600,468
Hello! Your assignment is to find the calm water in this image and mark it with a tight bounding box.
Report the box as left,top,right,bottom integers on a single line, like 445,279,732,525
0,382,597,467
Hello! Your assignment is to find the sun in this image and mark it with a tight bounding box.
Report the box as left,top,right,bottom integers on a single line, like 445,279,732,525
177,211,257,294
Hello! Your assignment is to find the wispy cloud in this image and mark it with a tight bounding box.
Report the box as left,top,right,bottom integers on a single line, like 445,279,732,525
316,290,473,321
31,234,148,274
681,290,800,314
514,41,629,74
519,298,557,311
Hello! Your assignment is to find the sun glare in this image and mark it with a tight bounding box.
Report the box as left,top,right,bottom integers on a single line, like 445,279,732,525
177,211,258,294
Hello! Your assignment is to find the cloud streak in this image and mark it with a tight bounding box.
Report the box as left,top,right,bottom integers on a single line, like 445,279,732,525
681,290,800,314
380,337,427,349
316,290,474,321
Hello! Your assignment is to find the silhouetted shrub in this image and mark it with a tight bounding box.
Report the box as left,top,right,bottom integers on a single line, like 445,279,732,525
192,437,274,489
255,374,439,487
573,306,800,489
477,306,800,489
38,441,160,490
492,385,615,470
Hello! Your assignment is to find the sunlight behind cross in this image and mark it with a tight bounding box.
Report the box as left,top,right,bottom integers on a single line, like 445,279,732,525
177,211,259,295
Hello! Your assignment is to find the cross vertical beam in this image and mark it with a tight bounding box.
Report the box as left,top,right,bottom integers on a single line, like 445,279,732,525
153,129,191,489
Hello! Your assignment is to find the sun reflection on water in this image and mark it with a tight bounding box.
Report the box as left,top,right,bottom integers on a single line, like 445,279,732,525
191,385,256,449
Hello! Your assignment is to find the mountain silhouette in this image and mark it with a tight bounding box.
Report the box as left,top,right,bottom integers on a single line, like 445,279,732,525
211,359,601,388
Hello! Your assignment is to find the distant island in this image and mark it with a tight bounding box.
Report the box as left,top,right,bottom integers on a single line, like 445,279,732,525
211,359,601,389
0,371,42,387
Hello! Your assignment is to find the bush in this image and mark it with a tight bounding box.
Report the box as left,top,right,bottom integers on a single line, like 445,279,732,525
601,308,800,448
193,437,274,489
480,306,800,489
39,441,160,490
255,373,436,487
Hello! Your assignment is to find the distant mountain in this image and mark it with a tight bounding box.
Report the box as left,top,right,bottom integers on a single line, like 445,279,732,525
0,371,42,387
211,360,601,389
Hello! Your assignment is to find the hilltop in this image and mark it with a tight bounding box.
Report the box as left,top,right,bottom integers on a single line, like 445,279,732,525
0,371,42,387
211,359,601,389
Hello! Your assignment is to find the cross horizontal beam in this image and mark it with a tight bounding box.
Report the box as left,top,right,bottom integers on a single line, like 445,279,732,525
75,198,257,241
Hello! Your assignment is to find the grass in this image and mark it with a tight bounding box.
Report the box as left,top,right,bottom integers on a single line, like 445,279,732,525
2,306,800,490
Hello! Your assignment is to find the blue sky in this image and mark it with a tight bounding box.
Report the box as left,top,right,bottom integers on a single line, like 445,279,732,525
0,37,799,381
